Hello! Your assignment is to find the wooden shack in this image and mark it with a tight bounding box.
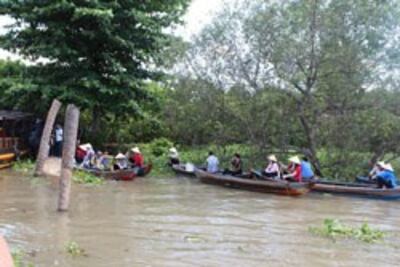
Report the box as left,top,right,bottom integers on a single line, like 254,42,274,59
0,110,33,168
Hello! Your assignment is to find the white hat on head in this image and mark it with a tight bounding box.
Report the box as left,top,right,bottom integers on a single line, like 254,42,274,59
377,161,385,168
383,163,394,172
131,147,140,154
79,143,93,151
289,156,301,165
115,153,126,160
169,147,177,154
268,155,277,162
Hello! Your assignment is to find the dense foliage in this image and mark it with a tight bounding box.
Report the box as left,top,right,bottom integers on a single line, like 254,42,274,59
2,0,400,178
0,0,189,138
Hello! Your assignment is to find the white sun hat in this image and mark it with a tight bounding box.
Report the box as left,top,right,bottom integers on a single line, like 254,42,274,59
169,147,178,154
79,143,93,151
289,156,301,165
115,153,126,160
268,154,277,162
131,147,141,154
376,161,385,168
383,163,394,172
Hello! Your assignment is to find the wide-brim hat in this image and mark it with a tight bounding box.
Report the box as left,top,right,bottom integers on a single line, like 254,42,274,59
383,163,394,172
115,153,126,160
377,161,385,168
169,147,178,153
289,156,301,165
79,143,93,151
268,155,277,162
131,147,140,154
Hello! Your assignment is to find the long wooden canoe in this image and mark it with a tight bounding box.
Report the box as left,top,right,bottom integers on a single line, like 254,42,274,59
195,169,311,196
79,163,152,181
313,180,400,199
171,164,196,177
355,176,376,185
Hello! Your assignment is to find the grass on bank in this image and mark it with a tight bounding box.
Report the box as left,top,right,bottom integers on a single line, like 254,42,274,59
12,249,35,267
309,219,385,243
12,159,103,185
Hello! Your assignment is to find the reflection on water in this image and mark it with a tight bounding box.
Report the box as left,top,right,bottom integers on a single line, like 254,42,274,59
1,170,399,267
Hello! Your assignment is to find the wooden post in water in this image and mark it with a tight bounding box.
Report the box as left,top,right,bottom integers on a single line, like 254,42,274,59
58,104,80,212
34,99,62,176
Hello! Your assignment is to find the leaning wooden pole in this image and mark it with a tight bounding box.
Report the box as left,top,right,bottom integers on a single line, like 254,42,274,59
34,99,62,176
58,104,80,212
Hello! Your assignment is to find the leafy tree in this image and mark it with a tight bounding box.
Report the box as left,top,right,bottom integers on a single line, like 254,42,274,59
0,0,190,135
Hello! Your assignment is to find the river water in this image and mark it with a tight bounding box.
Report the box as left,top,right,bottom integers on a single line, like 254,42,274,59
0,170,399,267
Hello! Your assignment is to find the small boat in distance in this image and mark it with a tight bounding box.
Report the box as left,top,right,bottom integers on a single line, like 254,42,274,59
313,179,400,200
195,169,311,196
78,163,152,181
171,164,197,177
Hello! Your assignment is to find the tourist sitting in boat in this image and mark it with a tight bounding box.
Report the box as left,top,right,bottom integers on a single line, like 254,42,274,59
223,153,242,176
263,154,281,179
114,153,128,170
168,147,180,166
283,156,302,182
301,157,314,181
369,161,385,180
129,147,144,168
376,163,398,189
206,151,219,173
80,144,95,169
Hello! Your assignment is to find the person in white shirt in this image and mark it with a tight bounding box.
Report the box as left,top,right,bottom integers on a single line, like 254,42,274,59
206,151,219,173
54,124,63,157
263,154,281,179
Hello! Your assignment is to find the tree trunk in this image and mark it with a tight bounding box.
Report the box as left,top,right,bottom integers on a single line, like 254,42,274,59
58,104,80,212
34,99,62,176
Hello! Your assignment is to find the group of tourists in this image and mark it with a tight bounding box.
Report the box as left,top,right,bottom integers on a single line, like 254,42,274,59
168,148,315,182
75,144,146,173
168,147,398,188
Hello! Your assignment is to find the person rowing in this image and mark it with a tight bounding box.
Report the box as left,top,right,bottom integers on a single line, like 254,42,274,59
376,163,398,189
369,161,385,180
130,147,147,175
263,154,281,179
283,156,302,182
223,153,242,176
168,147,180,166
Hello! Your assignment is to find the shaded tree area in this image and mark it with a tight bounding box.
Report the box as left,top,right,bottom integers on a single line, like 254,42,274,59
0,0,190,143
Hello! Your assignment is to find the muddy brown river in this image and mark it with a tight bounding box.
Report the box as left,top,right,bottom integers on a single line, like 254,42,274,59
1,170,399,267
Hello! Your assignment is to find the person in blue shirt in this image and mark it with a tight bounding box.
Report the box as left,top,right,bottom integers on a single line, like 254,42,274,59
376,163,398,189
301,157,314,181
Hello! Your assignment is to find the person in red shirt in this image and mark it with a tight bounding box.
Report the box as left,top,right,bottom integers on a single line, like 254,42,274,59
283,156,302,182
130,147,144,168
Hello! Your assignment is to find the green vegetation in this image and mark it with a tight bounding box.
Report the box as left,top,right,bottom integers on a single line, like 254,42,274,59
1,1,400,180
66,241,87,257
73,171,104,185
12,249,35,267
12,160,35,173
309,219,385,243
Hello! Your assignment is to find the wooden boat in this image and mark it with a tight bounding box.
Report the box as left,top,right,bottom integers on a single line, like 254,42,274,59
355,176,376,185
171,164,196,177
0,153,15,162
79,163,152,181
195,169,311,196
313,180,400,199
